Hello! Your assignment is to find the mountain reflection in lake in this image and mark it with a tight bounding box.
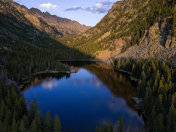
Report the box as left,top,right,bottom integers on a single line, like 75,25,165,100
23,62,145,132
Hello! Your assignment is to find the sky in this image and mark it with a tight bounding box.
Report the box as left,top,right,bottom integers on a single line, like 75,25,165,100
14,0,118,26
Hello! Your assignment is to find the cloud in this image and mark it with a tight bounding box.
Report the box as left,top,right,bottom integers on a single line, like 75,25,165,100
65,1,116,14
65,5,83,11
96,3,103,8
40,3,57,9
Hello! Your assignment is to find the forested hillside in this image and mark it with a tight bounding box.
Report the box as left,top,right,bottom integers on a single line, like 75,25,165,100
0,0,91,86
60,0,176,61
114,58,176,132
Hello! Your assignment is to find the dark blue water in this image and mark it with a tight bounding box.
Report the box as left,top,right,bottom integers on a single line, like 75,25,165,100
23,63,145,132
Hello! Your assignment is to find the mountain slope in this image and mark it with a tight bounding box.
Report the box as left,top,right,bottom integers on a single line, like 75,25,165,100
0,0,91,58
60,0,176,61
0,0,91,85
30,8,90,36
0,0,90,38
0,0,63,39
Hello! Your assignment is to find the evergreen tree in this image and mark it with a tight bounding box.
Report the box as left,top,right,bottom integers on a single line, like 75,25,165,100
155,113,164,132
95,126,102,132
19,119,26,132
103,123,113,132
117,115,123,132
19,94,28,116
167,105,176,132
0,120,3,132
35,109,43,130
12,117,18,132
53,114,61,132
44,112,51,132
0,100,5,121
29,100,38,121
30,118,38,132
22,115,29,129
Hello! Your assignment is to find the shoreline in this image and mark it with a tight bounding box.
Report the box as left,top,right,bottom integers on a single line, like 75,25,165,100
19,68,77,90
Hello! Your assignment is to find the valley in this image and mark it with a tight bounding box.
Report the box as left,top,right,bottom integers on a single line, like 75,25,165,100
0,0,176,132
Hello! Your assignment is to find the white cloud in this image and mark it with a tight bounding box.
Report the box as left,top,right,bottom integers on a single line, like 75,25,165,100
65,0,117,14
73,5,78,8
96,3,103,8
40,3,57,9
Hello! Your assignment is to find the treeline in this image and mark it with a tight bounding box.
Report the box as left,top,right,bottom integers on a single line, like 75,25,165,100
0,43,67,84
0,82,61,132
114,58,176,132
0,31,91,85
95,115,123,132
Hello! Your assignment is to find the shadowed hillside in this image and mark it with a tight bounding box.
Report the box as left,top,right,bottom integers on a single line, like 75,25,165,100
0,0,92,87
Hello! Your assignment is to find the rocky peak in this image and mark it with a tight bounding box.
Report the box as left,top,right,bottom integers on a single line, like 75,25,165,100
30,8,91,36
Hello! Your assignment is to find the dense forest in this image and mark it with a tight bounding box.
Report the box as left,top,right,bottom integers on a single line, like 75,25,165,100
114,58,176,132
0,82,61,132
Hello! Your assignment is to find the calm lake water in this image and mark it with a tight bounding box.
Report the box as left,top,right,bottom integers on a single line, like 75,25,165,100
23,62,145,132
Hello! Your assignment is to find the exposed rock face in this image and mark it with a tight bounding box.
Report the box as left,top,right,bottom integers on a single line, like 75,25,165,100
30,8,90,36
117,42,176,60
116,18,176,62
114,39,124,49
63,0,176,62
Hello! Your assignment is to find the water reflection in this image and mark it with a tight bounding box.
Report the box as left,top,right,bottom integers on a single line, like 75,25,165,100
41,78,59,90
23,62,145,132
84,62,137,109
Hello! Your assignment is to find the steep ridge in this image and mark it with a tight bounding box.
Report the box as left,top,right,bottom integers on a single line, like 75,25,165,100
0,0,90,39
60,0,176,61
30,8,90,36
0,0,63,39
